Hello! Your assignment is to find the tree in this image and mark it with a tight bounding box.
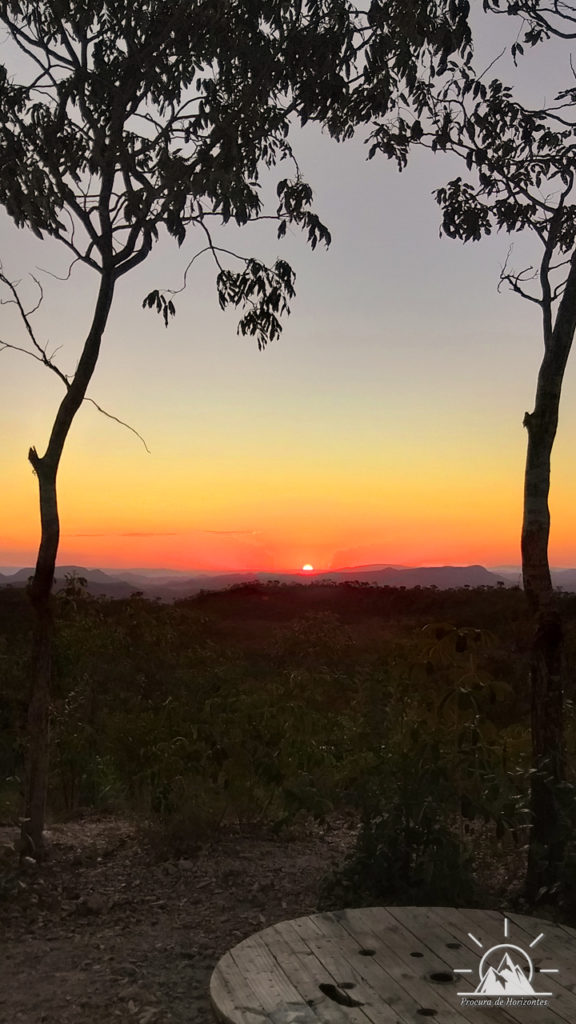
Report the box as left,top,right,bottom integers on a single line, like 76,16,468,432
0,0,470,859
364,2,576,899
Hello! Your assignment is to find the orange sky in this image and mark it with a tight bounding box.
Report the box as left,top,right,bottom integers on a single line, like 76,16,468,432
3,403,576,571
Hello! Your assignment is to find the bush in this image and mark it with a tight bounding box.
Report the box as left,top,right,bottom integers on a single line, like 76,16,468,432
323,745,478,907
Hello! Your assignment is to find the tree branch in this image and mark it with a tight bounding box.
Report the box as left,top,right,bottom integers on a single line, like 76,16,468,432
83,397,150,453
498,251,543,306
0,272,70,388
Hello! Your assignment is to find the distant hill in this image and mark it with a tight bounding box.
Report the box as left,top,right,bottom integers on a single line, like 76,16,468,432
0,565,114,584
0,566,138,599
552,569,576,592
326,564,506,589
492,567,576,590
0,562,518,600
329,563,408,572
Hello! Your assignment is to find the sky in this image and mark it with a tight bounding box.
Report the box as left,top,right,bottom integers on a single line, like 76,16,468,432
2,11,576,573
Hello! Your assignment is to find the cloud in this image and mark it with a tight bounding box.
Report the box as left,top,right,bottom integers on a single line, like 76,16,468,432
68,532,178,538
121,532,178,538
201,529,257,536
68,529,256,538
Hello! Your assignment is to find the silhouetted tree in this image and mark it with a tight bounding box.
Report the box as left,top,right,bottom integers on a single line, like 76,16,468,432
366,2,576,900
0,0,470,858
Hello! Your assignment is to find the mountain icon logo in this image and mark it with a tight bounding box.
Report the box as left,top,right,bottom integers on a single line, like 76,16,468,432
474,949,536,996
455,918,558,1000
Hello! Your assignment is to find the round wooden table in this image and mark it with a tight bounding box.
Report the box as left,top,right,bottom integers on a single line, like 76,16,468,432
210,906,576,1023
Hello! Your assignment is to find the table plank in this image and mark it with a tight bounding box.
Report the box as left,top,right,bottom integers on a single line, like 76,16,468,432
504,911,576,983
336,907,520,1024
260,920,375,1024
211,942,320,1023
210,907,576,1024
287,913,408,1024
301,909,476,1024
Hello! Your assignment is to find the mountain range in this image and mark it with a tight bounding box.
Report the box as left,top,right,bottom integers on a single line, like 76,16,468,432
0,561,525,600
2,562,576,600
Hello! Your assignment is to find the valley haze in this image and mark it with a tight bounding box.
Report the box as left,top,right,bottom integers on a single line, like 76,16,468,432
4,563,576,600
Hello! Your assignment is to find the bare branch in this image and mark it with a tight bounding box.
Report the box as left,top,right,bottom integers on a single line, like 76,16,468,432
199,221,234,274
48,223,101,271
83,397,150,453
549,255,572,271
0,338,68,381
502,275,543,305
0,272,70,388
161,236,252,297
478,47,507,81
26,276,44,316
498,249,543,305
37,256,82,282
162,245,215,295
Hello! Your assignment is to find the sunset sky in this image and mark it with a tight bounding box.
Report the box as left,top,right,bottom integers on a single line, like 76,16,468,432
2,17,576,574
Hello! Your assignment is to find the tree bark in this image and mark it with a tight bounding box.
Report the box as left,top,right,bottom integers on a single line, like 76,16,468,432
21,270,116,860
21,454,58,858
522,251,576,901
522,412,566,899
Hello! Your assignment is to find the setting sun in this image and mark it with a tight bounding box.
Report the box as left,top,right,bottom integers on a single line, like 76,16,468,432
302,564,314,572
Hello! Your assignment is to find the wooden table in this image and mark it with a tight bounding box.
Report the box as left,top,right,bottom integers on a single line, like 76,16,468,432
210,906,576,1023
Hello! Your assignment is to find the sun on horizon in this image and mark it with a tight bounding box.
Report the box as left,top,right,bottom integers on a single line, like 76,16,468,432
301,564,314,572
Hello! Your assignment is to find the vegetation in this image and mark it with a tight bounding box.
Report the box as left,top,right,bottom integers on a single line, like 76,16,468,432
2,580,576,916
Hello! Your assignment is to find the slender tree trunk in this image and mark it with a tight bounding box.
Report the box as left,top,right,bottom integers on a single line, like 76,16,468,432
20,271,116,860
522,416,566,900
522,252,576,901
21,457,59,858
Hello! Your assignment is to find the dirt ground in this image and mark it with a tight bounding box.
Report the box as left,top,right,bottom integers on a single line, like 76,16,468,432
0,816,357,1024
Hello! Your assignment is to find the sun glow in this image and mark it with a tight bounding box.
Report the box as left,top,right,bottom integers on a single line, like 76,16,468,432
302,563,314,572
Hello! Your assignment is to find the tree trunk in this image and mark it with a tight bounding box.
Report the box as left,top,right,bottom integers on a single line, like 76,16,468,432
522,416,566,900
21,457,58,859
20,271,116,860
522,252,576,902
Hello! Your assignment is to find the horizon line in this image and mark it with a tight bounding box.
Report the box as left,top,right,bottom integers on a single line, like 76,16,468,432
0,561,543,576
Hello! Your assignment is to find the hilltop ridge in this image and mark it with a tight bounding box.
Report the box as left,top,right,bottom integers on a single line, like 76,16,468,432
0,562,520,599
